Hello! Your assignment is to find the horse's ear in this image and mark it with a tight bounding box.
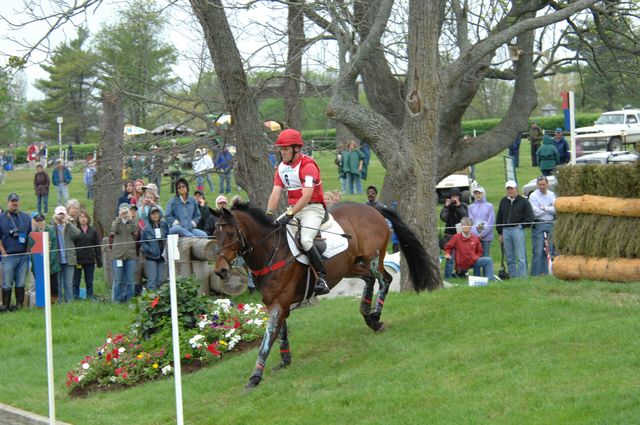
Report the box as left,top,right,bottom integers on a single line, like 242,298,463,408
209,206,220,218
220,207,232,217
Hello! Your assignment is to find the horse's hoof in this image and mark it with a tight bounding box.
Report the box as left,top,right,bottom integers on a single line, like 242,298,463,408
373,321,385,332
244,376,261,392
272,362,290,373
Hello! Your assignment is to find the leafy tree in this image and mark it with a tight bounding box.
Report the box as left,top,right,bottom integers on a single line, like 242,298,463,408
93,0,178,128
33,27,98,144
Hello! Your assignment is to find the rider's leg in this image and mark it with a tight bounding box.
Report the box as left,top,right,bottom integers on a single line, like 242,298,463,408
305,245,330,295
297,204,330,295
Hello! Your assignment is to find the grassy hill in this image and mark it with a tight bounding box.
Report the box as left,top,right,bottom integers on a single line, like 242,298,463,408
0,279,639,424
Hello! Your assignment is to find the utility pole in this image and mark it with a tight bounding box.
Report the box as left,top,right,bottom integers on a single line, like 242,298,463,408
56,116,63,160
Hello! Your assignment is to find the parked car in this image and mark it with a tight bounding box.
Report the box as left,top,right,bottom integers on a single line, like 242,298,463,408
435,168,479,203
522,151,639,197
574,107,640,153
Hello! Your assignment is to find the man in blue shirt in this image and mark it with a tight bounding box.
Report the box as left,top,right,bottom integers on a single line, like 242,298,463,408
552,128,571,164
214,147,234,194
51,159,72,206
0,193,32,312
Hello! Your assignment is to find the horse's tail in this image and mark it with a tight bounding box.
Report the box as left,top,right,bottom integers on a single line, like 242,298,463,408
376,206,443,292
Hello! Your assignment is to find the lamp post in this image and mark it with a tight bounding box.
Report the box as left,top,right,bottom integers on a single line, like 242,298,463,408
56,116,63,161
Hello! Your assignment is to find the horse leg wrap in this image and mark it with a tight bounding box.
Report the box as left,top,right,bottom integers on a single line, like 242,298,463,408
248,308,280,386
278,323,291,367
370,258,389,317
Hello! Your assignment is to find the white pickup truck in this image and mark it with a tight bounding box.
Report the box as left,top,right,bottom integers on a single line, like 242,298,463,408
575,108,640,153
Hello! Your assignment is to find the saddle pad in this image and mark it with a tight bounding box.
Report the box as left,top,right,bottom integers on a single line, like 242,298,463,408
286,217,349,265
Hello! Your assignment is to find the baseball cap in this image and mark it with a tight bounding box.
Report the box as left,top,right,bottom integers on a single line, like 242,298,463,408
129,204,138,211
555,127,563,132
118,203,130,211
54,206,67,215
33,212,45,221
215,195,228,205
193,190,204,197
505,180,518,189
149,206,161,215
473,186,485,194
7,193,19,201
142,183,158,192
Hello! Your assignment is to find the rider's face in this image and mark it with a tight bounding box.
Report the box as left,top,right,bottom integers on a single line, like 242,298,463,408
279,146,295,162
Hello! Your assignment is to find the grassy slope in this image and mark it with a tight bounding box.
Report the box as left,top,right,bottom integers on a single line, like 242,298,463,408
0,279,639,424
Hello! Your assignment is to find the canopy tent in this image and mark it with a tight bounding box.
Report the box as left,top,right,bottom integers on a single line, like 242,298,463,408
124,124,147,136
263,120,282,131
150,124,194,136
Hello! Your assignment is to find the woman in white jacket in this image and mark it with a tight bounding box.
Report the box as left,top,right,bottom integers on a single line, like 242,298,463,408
192,148,215,193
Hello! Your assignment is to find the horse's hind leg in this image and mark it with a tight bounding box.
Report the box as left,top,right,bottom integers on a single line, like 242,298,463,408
368,257,393,332
246,305,282,390
360,276,375,329
273,321,291,371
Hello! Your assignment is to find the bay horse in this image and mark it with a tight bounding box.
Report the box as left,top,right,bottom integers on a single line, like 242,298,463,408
212,201,442,389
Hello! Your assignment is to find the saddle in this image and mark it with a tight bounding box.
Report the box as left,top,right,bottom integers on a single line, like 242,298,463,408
285,213,349,265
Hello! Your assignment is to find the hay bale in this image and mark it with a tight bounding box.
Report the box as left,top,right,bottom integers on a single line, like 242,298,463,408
556,162,640,198
555,195,640,217
175,237,195,278
191,261,211,295
190,238,217,261
553,255,640,282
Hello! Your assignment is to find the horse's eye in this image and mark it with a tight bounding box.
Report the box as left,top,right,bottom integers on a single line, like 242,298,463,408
226,232,235,238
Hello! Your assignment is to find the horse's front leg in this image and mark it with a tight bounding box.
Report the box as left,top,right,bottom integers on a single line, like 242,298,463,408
246,305,282,390
272,321,291,371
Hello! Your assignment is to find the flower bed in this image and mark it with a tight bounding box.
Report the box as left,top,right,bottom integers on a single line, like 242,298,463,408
66,279,268,396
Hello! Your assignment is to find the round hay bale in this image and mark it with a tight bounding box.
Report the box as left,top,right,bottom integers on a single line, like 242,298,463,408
191,239,217,261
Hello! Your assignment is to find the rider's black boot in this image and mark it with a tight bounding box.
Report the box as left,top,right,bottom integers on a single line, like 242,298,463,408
305,246,330,296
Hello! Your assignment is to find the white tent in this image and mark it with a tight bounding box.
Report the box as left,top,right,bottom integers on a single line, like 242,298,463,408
124,124,148,136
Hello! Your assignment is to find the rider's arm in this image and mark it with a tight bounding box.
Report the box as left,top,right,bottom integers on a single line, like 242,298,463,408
266,185,282,212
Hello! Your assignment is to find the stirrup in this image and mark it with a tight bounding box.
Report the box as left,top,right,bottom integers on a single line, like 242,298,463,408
314,276,330,295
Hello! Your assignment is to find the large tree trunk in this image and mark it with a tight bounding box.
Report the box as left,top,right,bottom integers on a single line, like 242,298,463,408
190,0,274,207
283,1,304,130
93,90,125,237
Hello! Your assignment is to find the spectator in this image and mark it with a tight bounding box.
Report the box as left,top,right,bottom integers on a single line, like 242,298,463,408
444,217,495,281
38,142,48,167
360,140,371,180
193,190,215,235
52,206,81,303
552,128,571,164
324,192,335,208
508,132,521,168
331,190,342,205
67,144,75,166
111,203,139,303
537,135,561,176
116,181,135,216
0,149,6,184
27,142,38,168
28,212,60,304
334,149,347,194
529,121,543,167
34,164,51,214
132,179,145,204
167,157,183,194
66,199,81,222
468,186,495,257
73,211,102,301
529,176,556,276
0,193,32,312
341,140,365,194
496,180,534,278
84,160,96,200
138,187,163,223
165,178,208,237
51,159,72,207
214,147,234,194
140,206,169,291
365,185,385,209
439,188,468,278
193,148,215,193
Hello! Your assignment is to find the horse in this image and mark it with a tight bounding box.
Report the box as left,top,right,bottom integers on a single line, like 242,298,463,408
212,201,442,389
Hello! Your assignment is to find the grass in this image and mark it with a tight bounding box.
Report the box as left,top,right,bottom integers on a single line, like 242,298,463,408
1,278,639,424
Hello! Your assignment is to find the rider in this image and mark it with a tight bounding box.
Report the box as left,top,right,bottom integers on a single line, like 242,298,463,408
266,129,331,296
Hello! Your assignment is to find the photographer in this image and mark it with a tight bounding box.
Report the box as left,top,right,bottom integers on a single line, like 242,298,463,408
0,193,32,312
439,188,468,278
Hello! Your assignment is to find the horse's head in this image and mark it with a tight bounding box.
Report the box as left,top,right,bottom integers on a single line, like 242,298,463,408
212,207,242,280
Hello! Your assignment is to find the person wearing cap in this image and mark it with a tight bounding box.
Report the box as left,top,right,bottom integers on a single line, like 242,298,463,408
365,185,385,209
468,186,495,257
193,148,215,193
139,187,163,223
537,135,561,176
72,210,102,300
165,178,208,238
51,158,72,206
529,176,556,276
140,205,169,290
28,212,60,304
266,128,331,295
52,205,82,303
439,187,469,278
111,203,139,303
0,193,32,312
214,146,234,194
496,180,534,278
529,121,543,167
33,163,51,214
84,160,96,200
552,128,570,164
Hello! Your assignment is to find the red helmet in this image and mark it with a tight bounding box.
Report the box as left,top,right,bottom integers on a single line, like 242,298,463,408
275,129,304,147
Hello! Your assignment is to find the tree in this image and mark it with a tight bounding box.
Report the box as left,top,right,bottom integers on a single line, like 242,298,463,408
0,67,27,145
33,27,98,144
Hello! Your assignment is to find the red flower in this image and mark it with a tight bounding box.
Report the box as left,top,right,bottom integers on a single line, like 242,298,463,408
237,303,244,310
150,297,159,308
184,353,192,360
233,321,241,329
122,372,128,379
207,344,221,356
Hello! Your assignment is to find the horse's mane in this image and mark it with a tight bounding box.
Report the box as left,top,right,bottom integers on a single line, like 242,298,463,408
231,200,276,228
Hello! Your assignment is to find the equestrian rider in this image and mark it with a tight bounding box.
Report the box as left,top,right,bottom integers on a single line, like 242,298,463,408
266,129,331,296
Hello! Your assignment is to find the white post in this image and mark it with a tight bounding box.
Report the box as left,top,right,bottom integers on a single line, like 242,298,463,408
569,91,576,165
167,234,184,425
42,232,56,424
56,117,63,161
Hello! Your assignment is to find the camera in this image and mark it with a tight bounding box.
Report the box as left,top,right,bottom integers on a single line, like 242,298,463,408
9,228,19,237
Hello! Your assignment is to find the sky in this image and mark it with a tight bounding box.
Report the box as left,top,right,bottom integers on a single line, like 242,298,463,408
0,1,284,100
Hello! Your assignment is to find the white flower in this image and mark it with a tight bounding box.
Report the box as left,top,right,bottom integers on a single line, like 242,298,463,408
78,375,85,382
109,376,117,383
247,318,263,327
228,334,241,350
189,334,205,349
118,347,126,353
225,328,236,338
82,362,90,370
161,365,172,375
106,338,112,344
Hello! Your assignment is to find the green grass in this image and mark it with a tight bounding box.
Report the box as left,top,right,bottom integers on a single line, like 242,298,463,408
1,279,639,424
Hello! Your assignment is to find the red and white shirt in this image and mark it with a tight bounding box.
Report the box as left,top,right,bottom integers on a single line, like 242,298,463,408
274,153,325,206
